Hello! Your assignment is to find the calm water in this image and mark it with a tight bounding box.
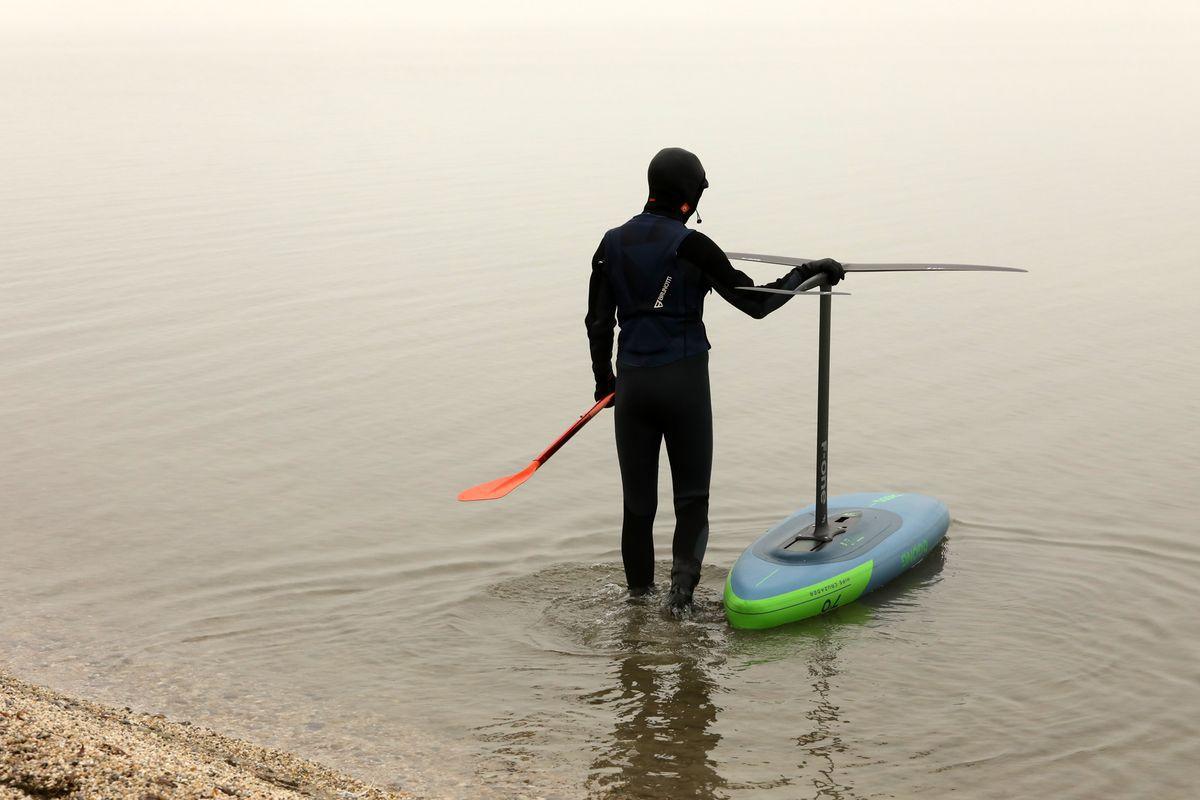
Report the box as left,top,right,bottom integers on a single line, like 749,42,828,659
3,5,1199,798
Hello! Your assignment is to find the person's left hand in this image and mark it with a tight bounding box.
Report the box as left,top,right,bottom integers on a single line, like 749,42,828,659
806,258,845,286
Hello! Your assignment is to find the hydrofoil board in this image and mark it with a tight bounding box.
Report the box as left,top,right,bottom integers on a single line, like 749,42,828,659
724,492,948,629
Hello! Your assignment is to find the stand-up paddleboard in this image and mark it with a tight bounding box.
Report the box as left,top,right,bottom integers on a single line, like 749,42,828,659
722,252,1024,630
724,492,948,629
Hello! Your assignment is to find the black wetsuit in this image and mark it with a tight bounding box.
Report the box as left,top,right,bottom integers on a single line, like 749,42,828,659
585,204,816,598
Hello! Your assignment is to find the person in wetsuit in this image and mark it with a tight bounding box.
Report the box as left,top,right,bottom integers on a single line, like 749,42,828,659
585,147,845,614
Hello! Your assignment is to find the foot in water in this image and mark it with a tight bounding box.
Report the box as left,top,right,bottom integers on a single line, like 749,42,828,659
628,583,657,599
666,585,694,617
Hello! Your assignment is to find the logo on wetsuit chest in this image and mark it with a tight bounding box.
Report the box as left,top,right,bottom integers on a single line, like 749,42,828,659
653,276,673,309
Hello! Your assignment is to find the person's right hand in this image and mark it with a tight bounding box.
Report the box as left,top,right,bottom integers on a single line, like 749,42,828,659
806,258,845,286
595,373,616,406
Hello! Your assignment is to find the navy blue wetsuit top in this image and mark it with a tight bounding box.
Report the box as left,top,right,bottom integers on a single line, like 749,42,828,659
585,211,807,388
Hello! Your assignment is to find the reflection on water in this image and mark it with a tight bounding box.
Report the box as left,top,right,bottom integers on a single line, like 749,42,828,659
472,545,950,798
794,629,853,800
586,602,726,800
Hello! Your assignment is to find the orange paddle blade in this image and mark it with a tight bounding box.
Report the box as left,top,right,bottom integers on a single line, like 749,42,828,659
456,393,613,502
457,461,540,501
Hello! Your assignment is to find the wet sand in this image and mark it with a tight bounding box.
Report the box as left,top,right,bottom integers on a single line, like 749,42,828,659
0,670,408,800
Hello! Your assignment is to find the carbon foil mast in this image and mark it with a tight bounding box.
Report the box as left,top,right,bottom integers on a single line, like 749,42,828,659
815,280,832,536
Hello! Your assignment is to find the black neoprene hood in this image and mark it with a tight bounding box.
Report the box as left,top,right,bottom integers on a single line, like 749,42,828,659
647,147,709,211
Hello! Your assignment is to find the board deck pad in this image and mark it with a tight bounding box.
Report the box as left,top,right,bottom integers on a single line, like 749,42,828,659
724,492,949,629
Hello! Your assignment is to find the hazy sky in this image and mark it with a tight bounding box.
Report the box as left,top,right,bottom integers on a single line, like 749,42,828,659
5,0,1198,35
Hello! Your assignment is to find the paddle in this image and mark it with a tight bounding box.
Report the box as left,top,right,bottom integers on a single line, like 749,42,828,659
457,393,616,501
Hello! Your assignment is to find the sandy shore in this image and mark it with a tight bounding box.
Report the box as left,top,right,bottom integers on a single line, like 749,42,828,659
0,670,409,800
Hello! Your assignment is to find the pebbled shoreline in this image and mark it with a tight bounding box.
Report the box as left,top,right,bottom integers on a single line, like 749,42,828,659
0,671,410,800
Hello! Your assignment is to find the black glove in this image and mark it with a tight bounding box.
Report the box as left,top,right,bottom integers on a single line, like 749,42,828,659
592,371,614,402
806,257,845,286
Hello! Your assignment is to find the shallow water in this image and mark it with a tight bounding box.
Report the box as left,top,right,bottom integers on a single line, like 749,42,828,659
2,4,1199,798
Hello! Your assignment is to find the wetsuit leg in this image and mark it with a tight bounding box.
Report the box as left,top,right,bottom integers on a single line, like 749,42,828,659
662,354,713,601
615,353,713,597
615,380,661,592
